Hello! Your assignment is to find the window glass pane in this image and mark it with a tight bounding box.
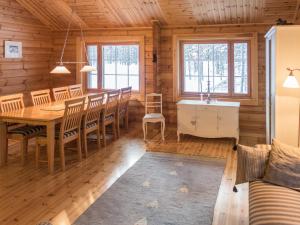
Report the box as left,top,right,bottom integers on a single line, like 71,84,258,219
103,46,116,75
184,76,199,92
117,75,128,89
87,45,98,89
129,46,139,75
102,44,139,91
183,43,228,93
104,75,116,89
234,43,248,94
116,46,129,75
129,75,139,90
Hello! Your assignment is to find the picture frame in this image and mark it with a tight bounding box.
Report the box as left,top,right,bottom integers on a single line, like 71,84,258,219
4,41,22,59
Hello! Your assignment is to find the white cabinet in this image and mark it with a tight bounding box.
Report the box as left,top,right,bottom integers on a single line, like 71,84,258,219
265,26,300,147
177,100,240,144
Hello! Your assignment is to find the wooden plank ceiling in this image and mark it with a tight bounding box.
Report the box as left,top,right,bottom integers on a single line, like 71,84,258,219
14,0,300,29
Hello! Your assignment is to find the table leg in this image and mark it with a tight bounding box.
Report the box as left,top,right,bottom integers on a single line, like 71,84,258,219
0,121,7,166
47,122,55,174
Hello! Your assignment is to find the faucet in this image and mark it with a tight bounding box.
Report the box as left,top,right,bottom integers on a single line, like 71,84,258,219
206,93,211,104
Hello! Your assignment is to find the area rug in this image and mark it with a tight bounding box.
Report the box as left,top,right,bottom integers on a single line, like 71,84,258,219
73,153,226,225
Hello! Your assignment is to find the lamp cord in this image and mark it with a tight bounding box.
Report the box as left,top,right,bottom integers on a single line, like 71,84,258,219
59,11,73,64
80,23,89,64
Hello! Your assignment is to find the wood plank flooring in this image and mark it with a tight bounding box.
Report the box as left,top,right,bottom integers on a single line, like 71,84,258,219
0,123,248,225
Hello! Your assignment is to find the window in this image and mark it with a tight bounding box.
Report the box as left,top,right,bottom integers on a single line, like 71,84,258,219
87,45,98,89
87,44,140,91
181,40,250,96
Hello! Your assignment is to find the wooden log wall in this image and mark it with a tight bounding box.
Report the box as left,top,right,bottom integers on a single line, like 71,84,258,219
0,0,53,105
159,25,270,145
52,23,270,146
51,28,154,120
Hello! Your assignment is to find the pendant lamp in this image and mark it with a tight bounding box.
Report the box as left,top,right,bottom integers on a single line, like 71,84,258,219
79,24,96,73
50,9,96,74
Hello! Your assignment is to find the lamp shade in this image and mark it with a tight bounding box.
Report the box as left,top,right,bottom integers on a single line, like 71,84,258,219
50,65,71,74
283,74,300,88
80,65,97,73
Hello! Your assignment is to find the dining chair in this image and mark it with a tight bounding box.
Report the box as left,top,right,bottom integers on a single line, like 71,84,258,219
101,90,119,147
52,86,70,102
35,97,85,171
82,93,105,156
0,93,44,164
142,93,165,141
69,84,83,98
117,87,132,137
31,89,52,106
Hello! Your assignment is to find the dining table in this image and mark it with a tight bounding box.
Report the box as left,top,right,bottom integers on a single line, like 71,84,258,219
0,93,100,174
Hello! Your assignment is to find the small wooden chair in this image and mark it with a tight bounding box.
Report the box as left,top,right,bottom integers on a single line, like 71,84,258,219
0,93,44,164
69,84,83,98
31,89,51,106
52,87,70,102
117,87,132,137
82,93,105,156
101,90,119,147
35,97,85,171
142,93,165,141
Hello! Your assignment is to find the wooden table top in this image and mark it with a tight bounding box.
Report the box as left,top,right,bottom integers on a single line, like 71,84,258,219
0,93,99,123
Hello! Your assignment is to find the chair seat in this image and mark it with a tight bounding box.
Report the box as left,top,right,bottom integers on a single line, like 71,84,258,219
143,113,165,121
86,121,98,129
39,129,78,140
8,125,44,137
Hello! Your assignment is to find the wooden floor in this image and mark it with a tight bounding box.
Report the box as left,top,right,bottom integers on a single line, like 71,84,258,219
0,123,248,225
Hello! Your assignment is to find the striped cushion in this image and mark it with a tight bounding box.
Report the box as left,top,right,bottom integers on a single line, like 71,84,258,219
9,126,44,136
236,145,271,185
249,180,300,225
55,130,78,139
255,144,272,151
39,129,78,139
86,122,97,129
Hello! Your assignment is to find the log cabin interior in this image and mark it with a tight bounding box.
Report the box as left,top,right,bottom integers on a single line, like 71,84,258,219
1,0,300,225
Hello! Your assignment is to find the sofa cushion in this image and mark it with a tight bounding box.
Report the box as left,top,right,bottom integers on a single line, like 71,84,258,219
263,139,300,191
249,180,300,225
235,145,271,185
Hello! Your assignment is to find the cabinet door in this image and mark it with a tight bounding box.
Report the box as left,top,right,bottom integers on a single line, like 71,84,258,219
177,105,197,134
195,108,218,137
218,107,239,137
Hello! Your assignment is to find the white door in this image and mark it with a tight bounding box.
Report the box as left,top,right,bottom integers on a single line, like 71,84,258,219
177,104,197,134
218,107,239,138
195,108,218,138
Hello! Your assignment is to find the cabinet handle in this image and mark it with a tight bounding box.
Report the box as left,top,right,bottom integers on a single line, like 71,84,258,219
190,120,196,125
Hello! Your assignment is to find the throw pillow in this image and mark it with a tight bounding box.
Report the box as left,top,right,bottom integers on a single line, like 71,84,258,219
263,139,300,190
235,144,271,185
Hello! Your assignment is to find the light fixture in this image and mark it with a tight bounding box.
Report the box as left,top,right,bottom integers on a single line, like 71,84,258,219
80,65,96,72
50,64,71,74
79,24,97,73
283,68,300,88
50,7,94,74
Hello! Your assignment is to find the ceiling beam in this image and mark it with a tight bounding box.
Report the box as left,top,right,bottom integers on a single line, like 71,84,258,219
16,0,88,30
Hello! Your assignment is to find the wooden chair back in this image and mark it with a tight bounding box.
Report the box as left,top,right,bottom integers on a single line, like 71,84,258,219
0,93,24,112
31,89,51,106
119,87,132,112
69,84,83,98
84,93,105,128
53,87,70,102
104,90,120,117
145,93,162,114
60,97,85,137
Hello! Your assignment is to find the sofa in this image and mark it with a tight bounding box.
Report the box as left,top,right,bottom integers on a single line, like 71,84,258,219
235,143,300,225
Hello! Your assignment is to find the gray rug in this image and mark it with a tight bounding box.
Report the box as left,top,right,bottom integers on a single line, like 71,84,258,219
74,153,226,225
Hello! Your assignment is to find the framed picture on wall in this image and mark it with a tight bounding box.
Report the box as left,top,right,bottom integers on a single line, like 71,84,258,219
4,41,22,59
